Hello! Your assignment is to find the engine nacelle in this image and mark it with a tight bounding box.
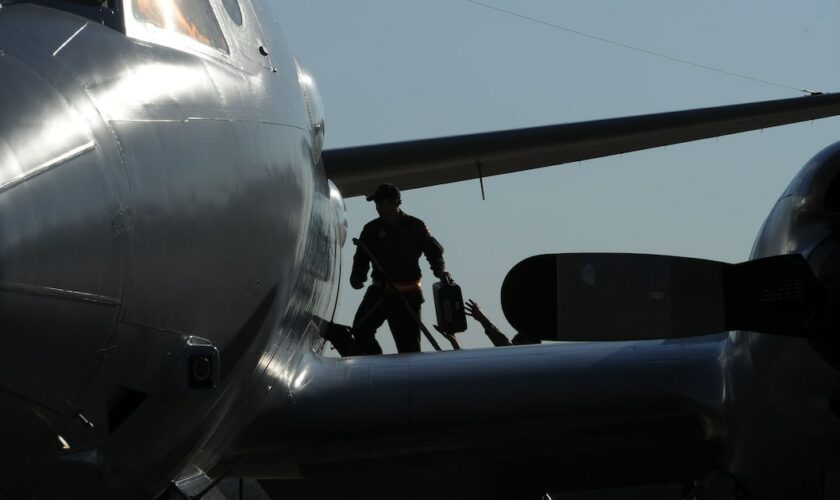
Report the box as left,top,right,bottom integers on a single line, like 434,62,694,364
724,140,840,499
749,141,840,365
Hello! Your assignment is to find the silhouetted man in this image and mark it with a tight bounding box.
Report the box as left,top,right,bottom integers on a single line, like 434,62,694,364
350,184,450,354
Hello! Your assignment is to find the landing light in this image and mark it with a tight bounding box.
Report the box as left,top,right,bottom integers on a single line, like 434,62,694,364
189,355,213,386
156,336,220,395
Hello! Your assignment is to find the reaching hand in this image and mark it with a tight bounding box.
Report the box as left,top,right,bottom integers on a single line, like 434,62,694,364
465,299,486,323
434,324,461,350
350,276,365,290
435,270,453,284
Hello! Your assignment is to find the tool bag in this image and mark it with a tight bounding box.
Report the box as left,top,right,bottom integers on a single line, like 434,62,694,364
433,281,468,334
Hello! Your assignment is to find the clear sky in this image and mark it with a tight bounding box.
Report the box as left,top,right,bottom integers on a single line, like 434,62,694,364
274,0,840,354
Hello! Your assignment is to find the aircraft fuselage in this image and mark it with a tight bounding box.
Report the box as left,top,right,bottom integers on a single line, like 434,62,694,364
0,5,341,498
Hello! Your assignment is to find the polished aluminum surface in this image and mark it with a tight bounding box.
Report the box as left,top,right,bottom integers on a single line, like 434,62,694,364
0,4,339,498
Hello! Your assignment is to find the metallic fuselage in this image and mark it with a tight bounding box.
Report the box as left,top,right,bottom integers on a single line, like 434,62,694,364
0,5,341,498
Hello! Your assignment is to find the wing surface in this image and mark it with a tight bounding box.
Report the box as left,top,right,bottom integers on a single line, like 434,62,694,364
222,338,725,496
324,93,840,197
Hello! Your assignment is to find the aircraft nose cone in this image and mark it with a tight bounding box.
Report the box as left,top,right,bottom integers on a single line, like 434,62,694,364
0,28,128,488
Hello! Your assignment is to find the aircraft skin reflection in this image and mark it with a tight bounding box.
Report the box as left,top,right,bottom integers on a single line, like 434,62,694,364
2,1,840,499
0,4,340,498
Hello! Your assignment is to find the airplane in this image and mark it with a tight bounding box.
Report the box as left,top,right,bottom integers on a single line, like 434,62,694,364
3,0,840,499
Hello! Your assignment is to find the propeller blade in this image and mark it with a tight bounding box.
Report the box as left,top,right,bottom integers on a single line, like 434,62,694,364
501,253,826,341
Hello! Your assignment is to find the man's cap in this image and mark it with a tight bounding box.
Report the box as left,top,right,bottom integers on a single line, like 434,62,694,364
366,183,401,202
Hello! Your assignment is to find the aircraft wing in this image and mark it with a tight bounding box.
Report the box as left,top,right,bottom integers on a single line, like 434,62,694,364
324,93,840,197
221,337,724,497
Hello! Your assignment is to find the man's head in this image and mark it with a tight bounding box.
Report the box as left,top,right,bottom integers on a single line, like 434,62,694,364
366,183,401,219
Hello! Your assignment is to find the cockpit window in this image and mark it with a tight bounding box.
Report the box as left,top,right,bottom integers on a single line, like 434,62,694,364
130,0,228,53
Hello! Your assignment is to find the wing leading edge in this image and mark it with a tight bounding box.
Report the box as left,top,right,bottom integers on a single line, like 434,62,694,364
324,93,840,197
222,338,725,495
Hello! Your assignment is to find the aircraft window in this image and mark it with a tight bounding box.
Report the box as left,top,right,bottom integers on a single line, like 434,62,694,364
131,0,228,52
220,0,241,25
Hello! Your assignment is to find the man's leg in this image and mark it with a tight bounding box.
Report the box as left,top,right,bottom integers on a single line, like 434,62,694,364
352,287,388,355
386,292,423,353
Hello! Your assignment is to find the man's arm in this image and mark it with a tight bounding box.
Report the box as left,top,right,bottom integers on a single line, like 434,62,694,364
418,220,449,282
350,226,372,289
482,324,511,347
466,299,511,347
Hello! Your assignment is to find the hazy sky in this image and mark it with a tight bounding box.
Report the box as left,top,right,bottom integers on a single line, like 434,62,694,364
274,0,840,354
